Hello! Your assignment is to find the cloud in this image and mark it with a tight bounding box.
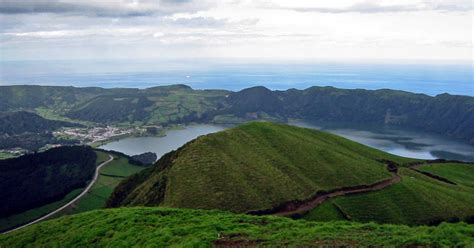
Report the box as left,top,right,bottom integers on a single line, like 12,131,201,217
271,0,473,14
0,0,209,17
3,28,154,39
167,16,229,27
164,16,258,27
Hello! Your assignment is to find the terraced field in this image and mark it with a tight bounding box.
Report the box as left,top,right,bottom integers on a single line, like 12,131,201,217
417,163,474,188
303,166,474,225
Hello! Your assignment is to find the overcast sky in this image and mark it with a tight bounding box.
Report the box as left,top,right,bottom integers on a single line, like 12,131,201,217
0,0,472,61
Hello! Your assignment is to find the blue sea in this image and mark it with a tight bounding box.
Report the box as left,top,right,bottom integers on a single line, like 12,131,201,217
0,59,472,96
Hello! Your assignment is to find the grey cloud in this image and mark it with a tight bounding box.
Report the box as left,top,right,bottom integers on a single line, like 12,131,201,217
275,1,473,14
0,0,207,17
170,17,229,27
167,17,258,27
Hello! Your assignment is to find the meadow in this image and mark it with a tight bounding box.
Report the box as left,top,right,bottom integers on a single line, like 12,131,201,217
1,207,472,247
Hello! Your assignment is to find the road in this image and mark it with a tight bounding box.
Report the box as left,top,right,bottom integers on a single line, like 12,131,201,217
3,154,114,234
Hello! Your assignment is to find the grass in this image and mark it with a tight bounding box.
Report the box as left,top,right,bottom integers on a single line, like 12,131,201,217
95,151,110,165
60,155,145,215
35,107,93,126
303,167,474,225
302,202,347,222
1,207,473,247
417,163,474,188
110,122,417,213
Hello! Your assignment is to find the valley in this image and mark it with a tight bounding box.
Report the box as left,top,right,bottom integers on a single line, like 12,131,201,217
1,84,473,145
1,86,473,246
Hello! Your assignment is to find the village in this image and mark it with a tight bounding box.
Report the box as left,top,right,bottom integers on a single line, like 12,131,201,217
53,125,146,145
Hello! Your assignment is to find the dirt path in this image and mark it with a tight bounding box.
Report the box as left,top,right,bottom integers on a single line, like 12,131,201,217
274,173,400,217
247,163,401,217
2,154,114,235
263,160,469,217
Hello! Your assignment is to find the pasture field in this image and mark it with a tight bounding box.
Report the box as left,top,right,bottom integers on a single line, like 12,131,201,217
1,207,473,247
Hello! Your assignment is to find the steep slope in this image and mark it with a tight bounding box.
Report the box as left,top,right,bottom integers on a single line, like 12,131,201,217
107,122,415,212
0,111,82,150
303,165,474,225
0,111,81,135
0,146,97,217
1,207,473,247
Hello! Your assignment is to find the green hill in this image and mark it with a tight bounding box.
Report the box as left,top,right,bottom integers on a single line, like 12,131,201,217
417,162,474,188
107,122,416,213
1,207,472,247
0,111,82,135
303,166,474,225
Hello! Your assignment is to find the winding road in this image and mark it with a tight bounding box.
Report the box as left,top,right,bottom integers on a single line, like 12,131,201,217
3,154,114,235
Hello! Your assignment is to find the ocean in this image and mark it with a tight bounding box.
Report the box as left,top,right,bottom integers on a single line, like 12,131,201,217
0,59,472,96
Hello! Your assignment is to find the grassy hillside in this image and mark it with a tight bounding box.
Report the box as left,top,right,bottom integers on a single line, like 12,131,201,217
108,122,416,213
0,146,97,218
417,163,474,188
0,111,82,135
303,167,474,225
1,207,473,247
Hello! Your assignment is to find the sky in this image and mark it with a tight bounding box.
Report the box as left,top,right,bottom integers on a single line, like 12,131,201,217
0,0,472,61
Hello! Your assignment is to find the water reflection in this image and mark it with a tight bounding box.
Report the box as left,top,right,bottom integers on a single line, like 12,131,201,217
290,120,474,161
100,121,474,162
100,124,225,158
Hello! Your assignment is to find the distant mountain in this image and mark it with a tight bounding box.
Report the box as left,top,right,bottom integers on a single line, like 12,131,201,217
0,111,81,150
0,146,97,217
218,86,474,145
0,84,473,145
107,122,411,212
0,111,81,135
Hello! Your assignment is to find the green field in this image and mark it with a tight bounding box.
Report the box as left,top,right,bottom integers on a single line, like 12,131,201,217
303,167,474,225
1,207,473,247
417,163,474,188
108,122,418,213
61,154,146,215
301,201,347,222
95,151,110,165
